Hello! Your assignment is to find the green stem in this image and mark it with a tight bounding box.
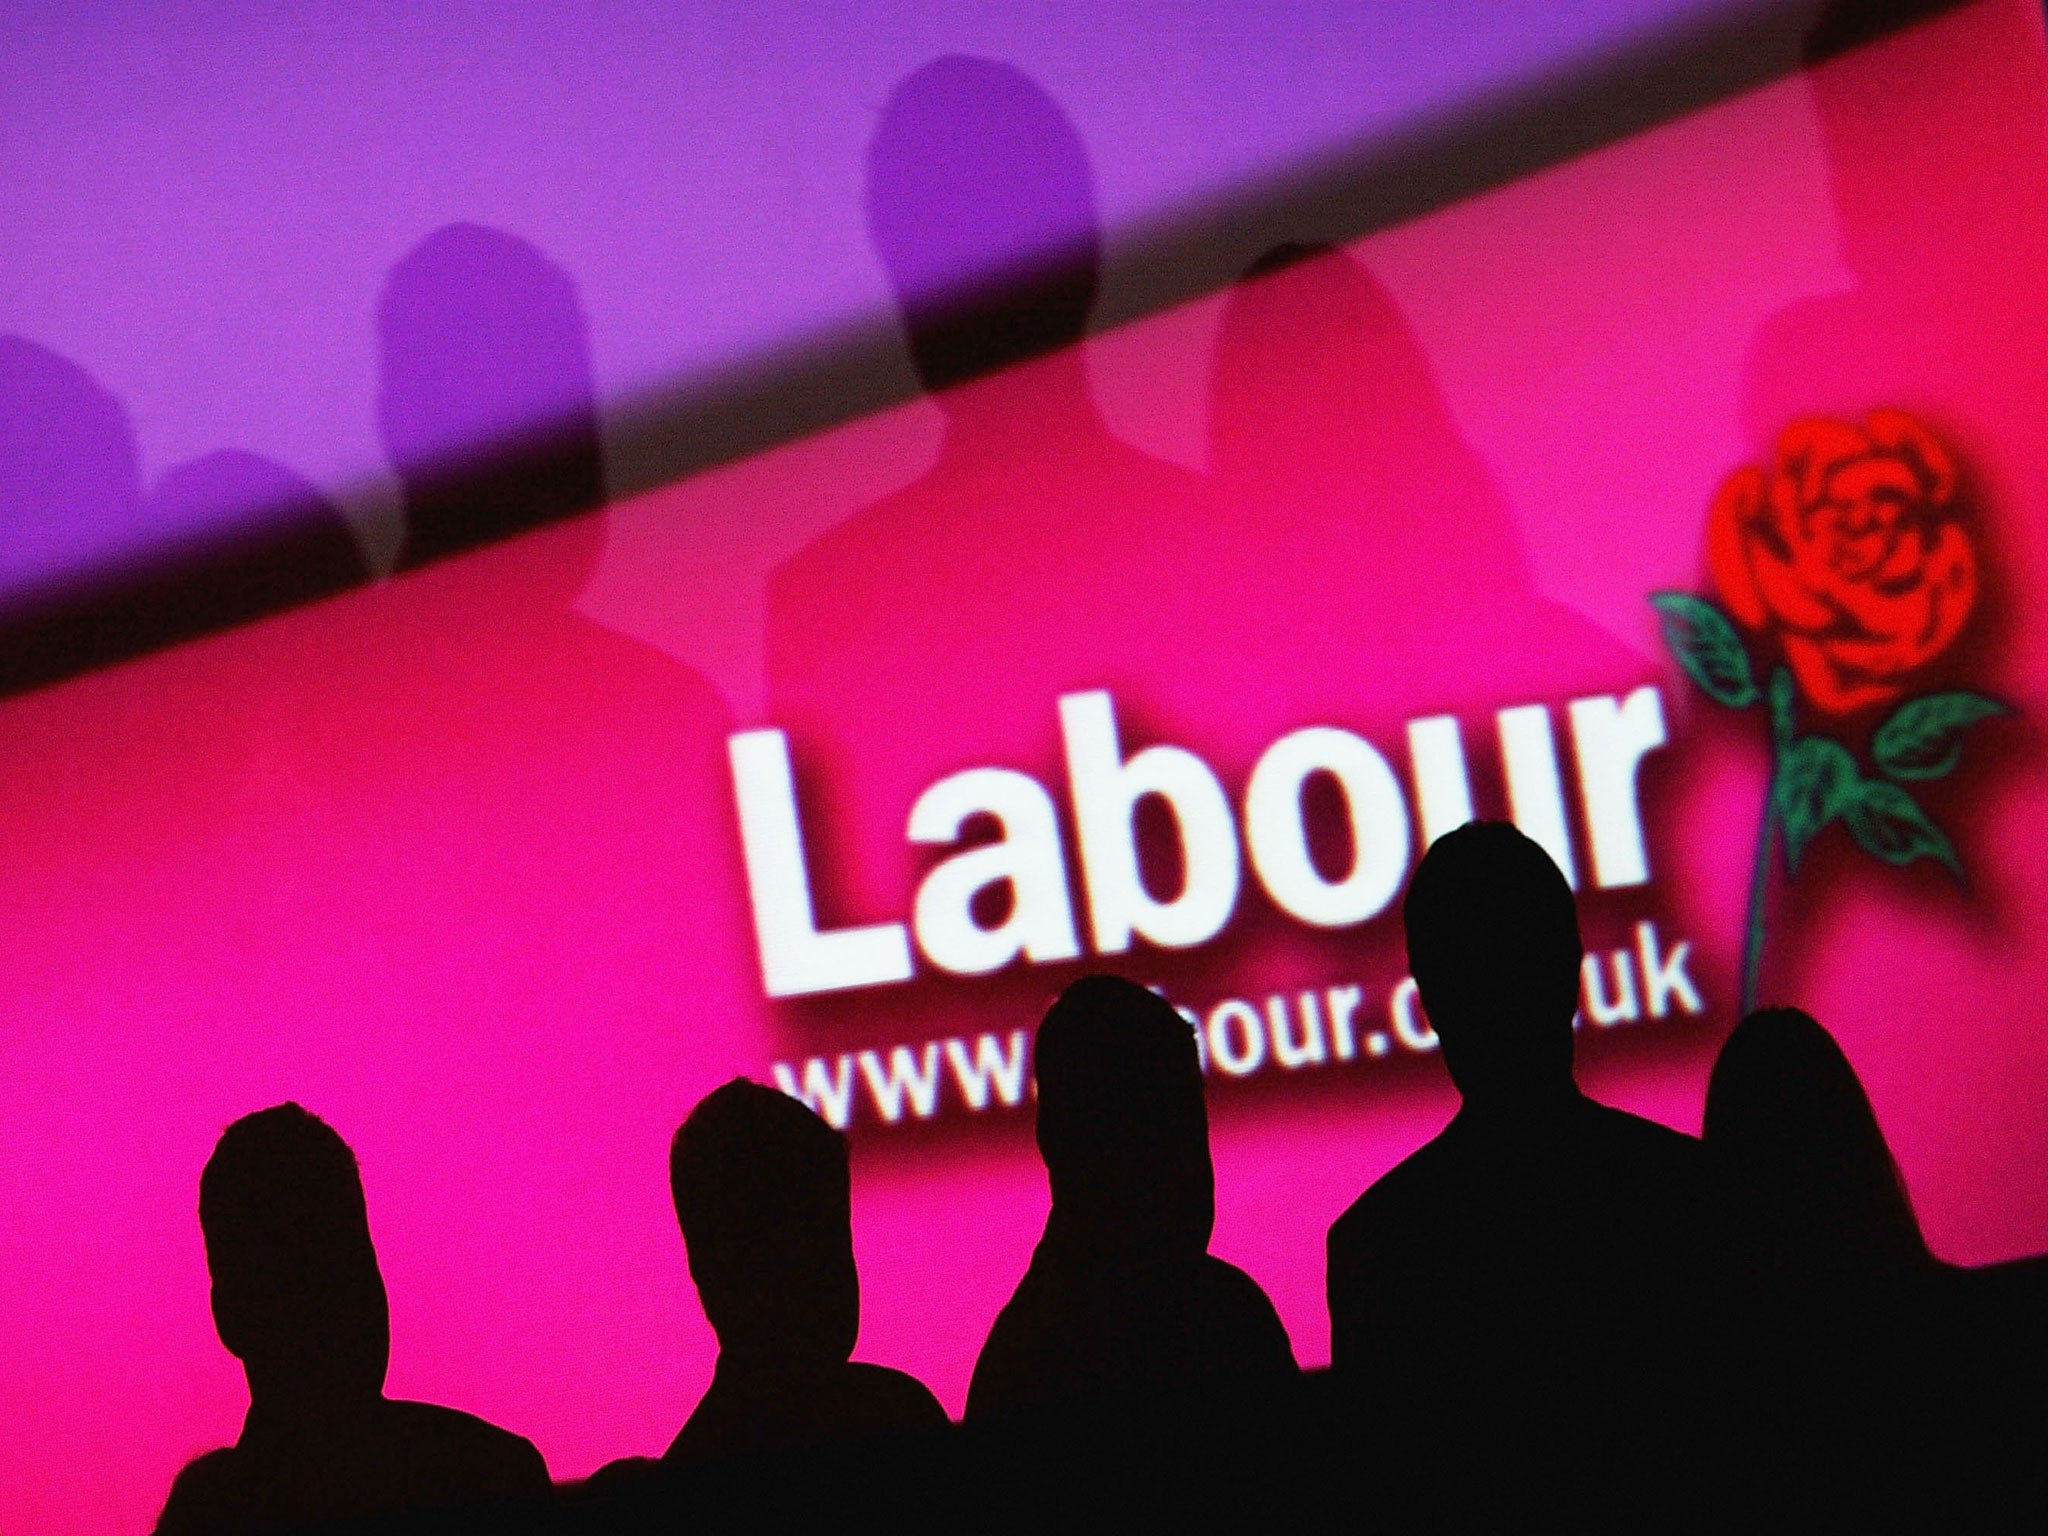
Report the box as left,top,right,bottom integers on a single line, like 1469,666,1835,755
1740,763,1775,1017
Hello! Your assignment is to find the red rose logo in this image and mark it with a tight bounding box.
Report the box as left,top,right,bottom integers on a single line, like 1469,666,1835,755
1707,410,1977,714
1653,408,2010,1014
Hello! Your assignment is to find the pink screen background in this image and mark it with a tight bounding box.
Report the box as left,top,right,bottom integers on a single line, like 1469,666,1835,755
6,5,2048,1531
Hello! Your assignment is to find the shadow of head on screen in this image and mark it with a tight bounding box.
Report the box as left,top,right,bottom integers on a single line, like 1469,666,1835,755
867,55,1099,396
379,221,608,572
0,335,142,600
1208,243,1517,604
146,449,368,604
357,220,731,749
760,55,1228,901
1206,241,1649,705
1744,0,2048,436
155,1104,546,1534
965,977,1295,1422
0,339,366,691
662,1080,946,1464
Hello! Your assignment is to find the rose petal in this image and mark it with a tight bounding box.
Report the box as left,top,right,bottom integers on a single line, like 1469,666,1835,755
1707,464,1769,627
1822,527,1976,681
1915,521,1977,662
1765,465,1806,550
1753,536,1837,633
1826,454,1920,516
1872,521,1928,587
1835,520,1892,585
1771,476,1849,629
1783,630,1899,714
1866,409,1955,504
1777,417,1873,510
1826,554,1932,647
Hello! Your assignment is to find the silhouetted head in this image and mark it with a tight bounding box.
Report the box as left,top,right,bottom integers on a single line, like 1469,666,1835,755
377,222,605,571
1404,822,1582,1104
671,1080,860,1368
200,1104,390,1406
1034,975,1214,1257
867,56,1100,393
0,335,143,607
1705,1007,1930,1276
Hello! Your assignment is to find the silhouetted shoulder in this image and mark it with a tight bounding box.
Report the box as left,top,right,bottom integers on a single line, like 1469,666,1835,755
970,1250,1295,1421
1587,1099,1702,1157
965,1270,1050,1420
154,1447,244,1536
1329,1128,1458,1254
668,1357,948,1464
378,1399,551,1500
844,1361,951,1431
1197,1255,1298,1374
1578,1100,1714,1210
1329,1098,1713,1368
573,1454,664,1501
1326,1133,1446,1355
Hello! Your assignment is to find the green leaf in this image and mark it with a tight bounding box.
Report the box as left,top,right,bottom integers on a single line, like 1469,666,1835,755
1840,778,1962,879
1774,735,1858,874
1649,592,1758,708
1872,691,2011,781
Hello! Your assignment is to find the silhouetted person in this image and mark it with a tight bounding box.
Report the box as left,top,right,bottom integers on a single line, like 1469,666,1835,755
230,224,761,1470
1327,823,1719,1433
968,977,1295,1419
1726,4,2048,1498
649,1080,947,1463
380,222,608,567
1704,1008,1977,1513
155,1104,548,1534
1706,1007,1932,1290
1950,1243,2048,1495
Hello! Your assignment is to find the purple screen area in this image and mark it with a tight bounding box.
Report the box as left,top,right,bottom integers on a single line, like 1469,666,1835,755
4,0,1795,603
14,4,2048,1534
